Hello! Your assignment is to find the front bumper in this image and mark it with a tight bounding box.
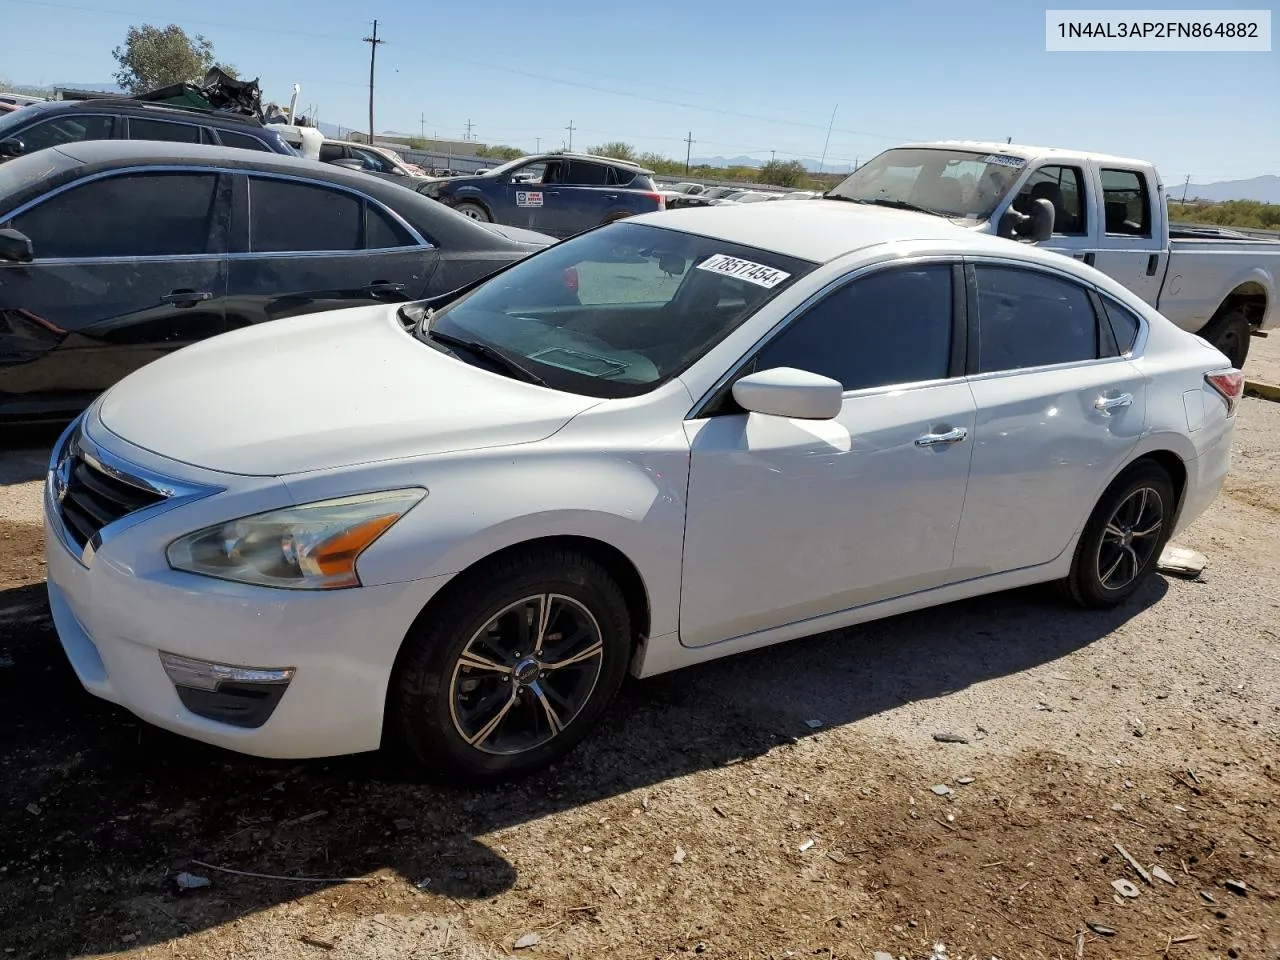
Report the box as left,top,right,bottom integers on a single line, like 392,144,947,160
43,416,448,759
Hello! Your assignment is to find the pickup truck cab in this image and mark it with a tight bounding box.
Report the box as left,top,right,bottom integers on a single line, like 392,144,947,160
420,152,666,238
826,141,1279,366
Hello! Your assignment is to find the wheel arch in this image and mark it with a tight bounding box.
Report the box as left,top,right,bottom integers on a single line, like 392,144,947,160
1209,276,1271,332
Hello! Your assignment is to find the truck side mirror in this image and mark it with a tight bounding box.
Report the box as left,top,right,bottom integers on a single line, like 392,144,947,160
1024,198,1055,242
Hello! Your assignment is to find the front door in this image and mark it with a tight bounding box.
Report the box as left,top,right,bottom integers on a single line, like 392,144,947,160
0,169,229,419
1090,165,1166,306
1010,162,1097,264
680,262,976,648
499,159,568,236
953,261,1146,575
225,174,437,330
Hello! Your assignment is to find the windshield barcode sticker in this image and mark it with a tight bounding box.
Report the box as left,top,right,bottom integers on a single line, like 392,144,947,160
980,154,1027,168
696,253,791,289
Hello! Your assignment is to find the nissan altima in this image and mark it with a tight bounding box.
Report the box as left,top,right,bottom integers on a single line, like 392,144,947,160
44,202,1242,783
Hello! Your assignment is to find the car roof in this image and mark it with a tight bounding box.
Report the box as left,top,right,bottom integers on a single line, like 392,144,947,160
523,152,654,175
51,138,382,177
18,97,267,128
895,139,1153,170
630,200,1042,264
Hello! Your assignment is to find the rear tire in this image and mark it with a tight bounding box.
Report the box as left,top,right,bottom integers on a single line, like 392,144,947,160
453,201,491,223
1200,307,1251,368
388,547,631,785
1064,461,1175,609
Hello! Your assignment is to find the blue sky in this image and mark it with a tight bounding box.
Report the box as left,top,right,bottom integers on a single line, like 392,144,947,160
3,0,1276,182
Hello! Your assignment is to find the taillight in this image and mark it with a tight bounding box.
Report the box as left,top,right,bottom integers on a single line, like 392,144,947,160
1205,370,1244,417
646,191,666,210
562,266,579,295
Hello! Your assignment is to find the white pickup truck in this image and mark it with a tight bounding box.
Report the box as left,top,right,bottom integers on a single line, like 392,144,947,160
825,140,1280,366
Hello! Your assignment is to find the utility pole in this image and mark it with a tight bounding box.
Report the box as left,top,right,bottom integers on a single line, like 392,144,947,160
1181,173,1191,203
770,149,776,163
362,19,384,145
419,112,425,140
535,137,541,152
566,120,576,151
464,118,474,141
684,131,695,174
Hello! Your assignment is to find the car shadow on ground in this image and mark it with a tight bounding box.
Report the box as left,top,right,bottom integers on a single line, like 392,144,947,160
0,574,1169,957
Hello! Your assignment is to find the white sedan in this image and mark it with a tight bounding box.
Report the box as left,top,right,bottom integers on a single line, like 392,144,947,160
44,202,1242,783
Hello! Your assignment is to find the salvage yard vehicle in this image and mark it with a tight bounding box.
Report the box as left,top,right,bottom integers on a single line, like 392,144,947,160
0,97,298,162
826,141,1280,367
43,200,1242,783
0,140,553,423
420,152,666,237
319,138,436,188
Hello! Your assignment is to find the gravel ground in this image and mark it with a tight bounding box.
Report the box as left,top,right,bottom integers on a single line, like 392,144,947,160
0,349,1277,960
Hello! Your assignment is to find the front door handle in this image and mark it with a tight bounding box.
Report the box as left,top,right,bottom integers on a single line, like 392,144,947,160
1146,253,1159,276
160,290,213,306
366,281,406,297
1095,393,1134,415
915,427,969,447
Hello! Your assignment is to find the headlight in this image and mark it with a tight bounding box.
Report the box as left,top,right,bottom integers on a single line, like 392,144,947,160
166,489,425,590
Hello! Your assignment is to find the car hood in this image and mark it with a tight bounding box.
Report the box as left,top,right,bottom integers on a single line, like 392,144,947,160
96,305,599,477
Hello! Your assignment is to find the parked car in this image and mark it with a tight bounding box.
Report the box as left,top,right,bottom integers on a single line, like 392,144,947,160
420,152,666,237
318,138,436,188
0,94,47,107
0,103,23,116
826,140,1280,366
0,140,554,423
43,200,1240,782
0,98,298,163
673,185,745,208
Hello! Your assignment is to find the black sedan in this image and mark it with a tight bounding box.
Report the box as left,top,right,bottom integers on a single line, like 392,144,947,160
0,140,554,423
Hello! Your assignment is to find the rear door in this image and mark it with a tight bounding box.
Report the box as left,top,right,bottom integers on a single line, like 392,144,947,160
0,169,229,418
1091,165,1166,306
556,159,613,234
953,259,1146,576
225,173,438,330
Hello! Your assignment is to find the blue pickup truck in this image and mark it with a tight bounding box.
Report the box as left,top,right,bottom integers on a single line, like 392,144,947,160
418,153,666,238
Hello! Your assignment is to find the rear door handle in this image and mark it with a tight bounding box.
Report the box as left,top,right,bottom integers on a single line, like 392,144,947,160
160,290,213,306
1095,393,1134,415
366,281,406,297
1146,253,1159,276
915,427,969,447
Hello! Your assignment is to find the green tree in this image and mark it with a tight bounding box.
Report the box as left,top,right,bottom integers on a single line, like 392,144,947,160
586,141,637,161
759,159,808,187
112,24,230,94
475,144,525,161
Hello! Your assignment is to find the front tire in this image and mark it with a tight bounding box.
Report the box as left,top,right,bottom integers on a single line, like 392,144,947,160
388,547,631,784
1200,307,1251,368
453,201,492,223
1064,461,1175,609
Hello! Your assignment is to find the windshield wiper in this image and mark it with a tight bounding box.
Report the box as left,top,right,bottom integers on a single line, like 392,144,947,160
859,197,946,217
425,328,548,387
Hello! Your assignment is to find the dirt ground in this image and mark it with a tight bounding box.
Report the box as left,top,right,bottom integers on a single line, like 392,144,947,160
1,338,1278,960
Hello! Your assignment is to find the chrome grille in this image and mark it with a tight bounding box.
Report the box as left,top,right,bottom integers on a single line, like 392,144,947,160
58,454,166,549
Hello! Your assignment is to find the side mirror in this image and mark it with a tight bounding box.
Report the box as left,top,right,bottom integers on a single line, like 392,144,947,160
0,138,26,159
1024,197,1055,242
732,367,843,420
0,227,34,263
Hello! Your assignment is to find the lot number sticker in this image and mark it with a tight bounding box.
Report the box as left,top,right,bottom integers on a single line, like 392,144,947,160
516,191,544,207
980,154,1027,168
696,253,791,289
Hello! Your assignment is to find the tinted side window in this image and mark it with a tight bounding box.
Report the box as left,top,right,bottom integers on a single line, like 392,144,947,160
249,178,361,253
608,166,637,186
318,143,345,162
128,117,202,144
1100,295,1143,353
18,114,114,152
10,172,221,259
353,148,396,174
564,161,609,186
217,129,272,152
1014,165,1087,235
366,205,416,249
974,266,1098,372
754,264,953,391
1101,168,1152,238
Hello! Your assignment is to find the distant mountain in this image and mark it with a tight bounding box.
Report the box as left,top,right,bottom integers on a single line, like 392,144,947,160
1183,175,1280,204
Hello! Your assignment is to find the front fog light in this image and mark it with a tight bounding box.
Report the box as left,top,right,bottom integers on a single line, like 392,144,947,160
166,489,425,590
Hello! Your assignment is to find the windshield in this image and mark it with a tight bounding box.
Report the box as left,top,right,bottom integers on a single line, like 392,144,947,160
416,222,816,399
826,147,1029,220
483,155,537,177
